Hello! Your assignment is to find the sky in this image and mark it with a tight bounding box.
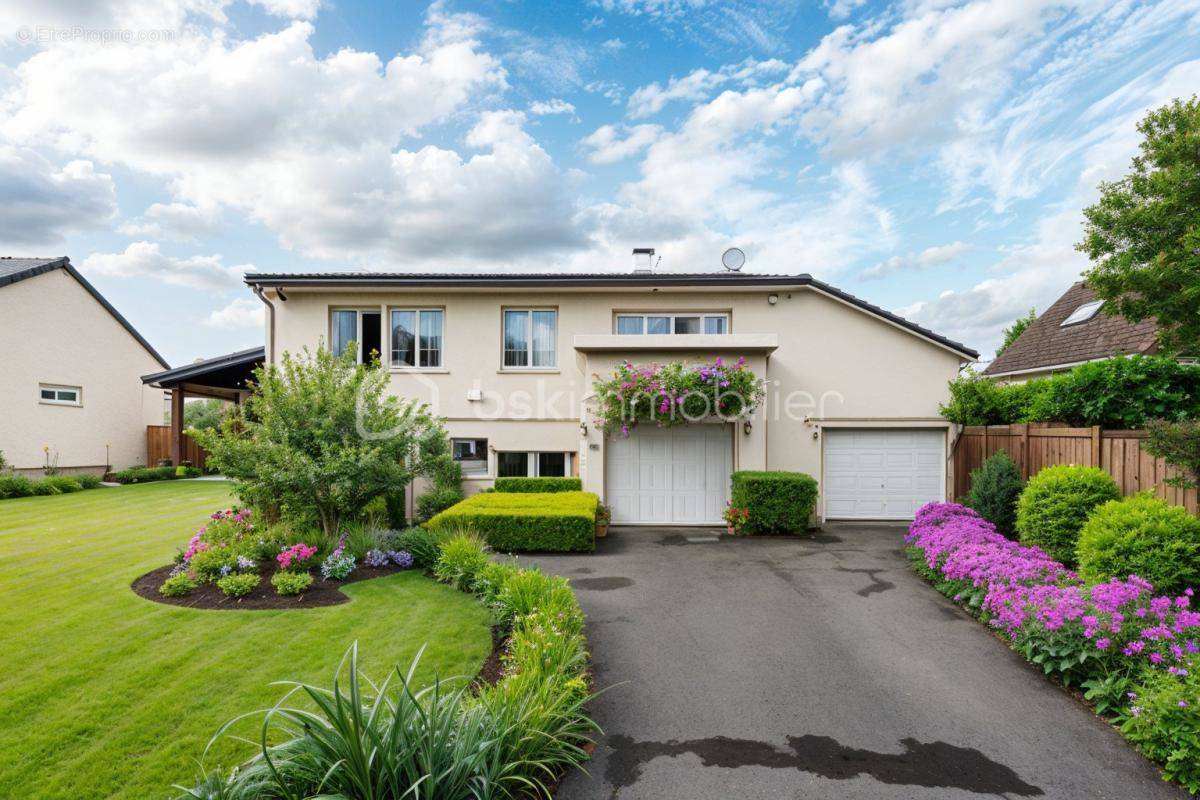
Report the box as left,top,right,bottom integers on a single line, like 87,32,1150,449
2,0,1198,367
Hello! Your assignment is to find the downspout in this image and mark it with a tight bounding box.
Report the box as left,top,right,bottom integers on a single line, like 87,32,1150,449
252,284,276,364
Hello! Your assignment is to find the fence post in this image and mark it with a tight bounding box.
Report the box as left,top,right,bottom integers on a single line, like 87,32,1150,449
1019,423,1029,480
1090,425,1101,468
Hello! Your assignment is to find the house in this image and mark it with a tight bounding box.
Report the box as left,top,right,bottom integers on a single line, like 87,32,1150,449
244,255,978,524
0,257,168,476
982,281,1161,382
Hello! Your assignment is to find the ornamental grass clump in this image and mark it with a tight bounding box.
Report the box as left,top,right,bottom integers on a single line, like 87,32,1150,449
592,356,765,436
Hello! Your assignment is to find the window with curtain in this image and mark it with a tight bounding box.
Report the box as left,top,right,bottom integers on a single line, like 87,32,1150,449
390,309,442,368
613,313,729,335
616,315,644,335
452,438,488,476
331,310,357,357
497,451,529,477
503,309,556,368
497,452,571,477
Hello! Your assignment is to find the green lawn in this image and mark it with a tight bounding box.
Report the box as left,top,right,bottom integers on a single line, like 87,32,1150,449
0,480,493,800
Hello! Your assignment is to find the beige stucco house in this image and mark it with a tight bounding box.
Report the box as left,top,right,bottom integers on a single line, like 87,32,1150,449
246,259,977,523
0,257,168,476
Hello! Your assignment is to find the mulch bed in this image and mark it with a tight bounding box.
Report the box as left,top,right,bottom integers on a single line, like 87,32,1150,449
131,563,408,610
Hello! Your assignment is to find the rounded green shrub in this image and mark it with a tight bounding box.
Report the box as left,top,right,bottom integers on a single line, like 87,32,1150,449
0,475,35,499
966,451,1024,539
75,473,104,490
271,570,313,596
1077,493,1200,593
30,481,63,496
188,547,239,582
1016,465,1119,565
40,476,84,494
730,471,818,534
159,573,198,597
434,531,491,592
217,573,261,598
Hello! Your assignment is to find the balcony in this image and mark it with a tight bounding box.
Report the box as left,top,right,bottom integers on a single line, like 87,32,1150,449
572,333,778,353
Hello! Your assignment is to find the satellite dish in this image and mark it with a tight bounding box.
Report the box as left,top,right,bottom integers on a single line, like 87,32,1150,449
721,247,746,271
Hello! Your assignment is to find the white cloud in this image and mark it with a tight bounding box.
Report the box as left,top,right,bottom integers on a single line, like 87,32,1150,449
81,242,250,290
529,98,576,115
601,37,626,54
0,144,116,250
118,202,221,241
580,123,663,164
205,297,264,328
627,59,788,117
0,0,318,35
862,240,972,279
824,0,866,20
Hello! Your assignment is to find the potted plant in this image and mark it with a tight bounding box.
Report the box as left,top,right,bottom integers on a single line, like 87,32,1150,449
723,503,749,535
595,503,612,538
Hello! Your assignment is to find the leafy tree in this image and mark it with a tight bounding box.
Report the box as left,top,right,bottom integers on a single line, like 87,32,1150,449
183,398,228,430
997,308,1037,356
1079,96,1200,354
192,347,449,537
1143,419,1200,489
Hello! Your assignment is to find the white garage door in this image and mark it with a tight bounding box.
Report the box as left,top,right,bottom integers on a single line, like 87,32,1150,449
606,424,732,524
823,429,945,520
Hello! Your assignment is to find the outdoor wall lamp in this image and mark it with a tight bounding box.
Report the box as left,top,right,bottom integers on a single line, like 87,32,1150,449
579,421,588,437
743,420,753,435
767,293,778,305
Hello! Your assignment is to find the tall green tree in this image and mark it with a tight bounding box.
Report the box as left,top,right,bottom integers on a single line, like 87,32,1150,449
997,308,1037,355
192,347,449,537
1079,96,1200,354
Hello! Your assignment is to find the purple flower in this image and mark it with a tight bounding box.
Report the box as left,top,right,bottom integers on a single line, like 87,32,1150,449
1095,638,1110,650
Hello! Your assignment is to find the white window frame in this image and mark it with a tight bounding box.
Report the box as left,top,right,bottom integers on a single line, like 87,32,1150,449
39,383,82,406
496,451,572,478
329,308,383,364
614,312,730,335
451,437,489,477
1060,300,1103,327
389,307,445,370
502,308,558,370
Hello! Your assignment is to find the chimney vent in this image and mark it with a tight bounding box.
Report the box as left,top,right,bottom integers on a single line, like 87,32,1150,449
632,247,656,273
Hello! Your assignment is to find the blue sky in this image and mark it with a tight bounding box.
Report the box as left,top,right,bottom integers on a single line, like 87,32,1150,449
2,0,1199,366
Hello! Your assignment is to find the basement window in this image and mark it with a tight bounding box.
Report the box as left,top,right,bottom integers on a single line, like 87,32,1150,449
1060,300,1103,327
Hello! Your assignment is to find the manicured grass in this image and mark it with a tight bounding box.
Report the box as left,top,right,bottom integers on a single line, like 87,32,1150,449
0,481,493,800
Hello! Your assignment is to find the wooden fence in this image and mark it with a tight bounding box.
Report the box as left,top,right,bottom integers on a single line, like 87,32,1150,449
146,426,209,470
952,423,1197,515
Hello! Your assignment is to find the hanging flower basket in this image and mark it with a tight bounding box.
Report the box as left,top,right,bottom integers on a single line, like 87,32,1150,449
591,356,765,436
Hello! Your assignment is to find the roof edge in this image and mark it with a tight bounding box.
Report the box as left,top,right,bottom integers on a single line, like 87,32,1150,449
142,346,265,386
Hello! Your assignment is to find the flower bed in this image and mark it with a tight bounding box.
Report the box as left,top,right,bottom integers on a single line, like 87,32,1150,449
174,531,594,798
907,502,1200,793
592,356,765,435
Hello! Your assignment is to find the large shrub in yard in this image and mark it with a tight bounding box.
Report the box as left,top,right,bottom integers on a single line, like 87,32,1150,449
495,476,583,493
1016,465,1119,566
966,451,1024,539
1077,493,1200,595
730,471,818,534
193,347,450,537
427,491,598,552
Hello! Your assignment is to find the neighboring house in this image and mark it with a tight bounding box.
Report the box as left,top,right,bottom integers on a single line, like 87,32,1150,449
982,281,1161,382
0,257,168,477
245,257,978,524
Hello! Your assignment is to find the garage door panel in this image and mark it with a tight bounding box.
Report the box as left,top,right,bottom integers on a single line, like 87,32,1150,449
824,429,944,520
609,425,730,524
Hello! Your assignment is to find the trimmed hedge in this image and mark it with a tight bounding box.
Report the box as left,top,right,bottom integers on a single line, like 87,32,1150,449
730,471,818,534
112,466,180,484
0,474,104,500
426,491,598,552
1016,465,1120,566
494,477,583,493
1077,493,1200,594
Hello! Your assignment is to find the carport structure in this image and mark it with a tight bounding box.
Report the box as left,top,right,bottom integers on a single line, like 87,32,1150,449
140,347,264,466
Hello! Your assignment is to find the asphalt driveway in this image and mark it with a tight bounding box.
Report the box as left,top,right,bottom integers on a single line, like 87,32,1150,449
525,524,1185,799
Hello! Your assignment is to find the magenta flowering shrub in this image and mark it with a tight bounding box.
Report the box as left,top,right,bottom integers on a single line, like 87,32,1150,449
591,357,765,436
277,543,317,571
169,507,259,587
907,502,1199,684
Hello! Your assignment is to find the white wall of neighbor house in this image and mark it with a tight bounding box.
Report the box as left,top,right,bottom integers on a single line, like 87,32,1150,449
265,283,966,517
0,269,165,474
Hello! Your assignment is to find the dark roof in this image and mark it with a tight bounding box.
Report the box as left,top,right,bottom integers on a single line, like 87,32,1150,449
142,346,264,388
982,282,1159,376
245,271,978,358
0,256,168,368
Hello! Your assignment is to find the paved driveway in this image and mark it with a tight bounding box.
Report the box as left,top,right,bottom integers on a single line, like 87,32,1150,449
525,525,1184,799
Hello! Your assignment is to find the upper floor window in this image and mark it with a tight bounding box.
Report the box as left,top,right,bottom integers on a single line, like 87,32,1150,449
503,309,557,368
391,309,444,368
39,383,81,406
615,313,728,335
330,309,381,363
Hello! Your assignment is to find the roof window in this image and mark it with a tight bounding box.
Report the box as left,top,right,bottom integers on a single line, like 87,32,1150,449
1061,300,1103,327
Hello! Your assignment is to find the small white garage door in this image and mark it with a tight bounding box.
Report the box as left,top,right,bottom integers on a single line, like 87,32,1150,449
607,424,732,524
823,429,945,520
